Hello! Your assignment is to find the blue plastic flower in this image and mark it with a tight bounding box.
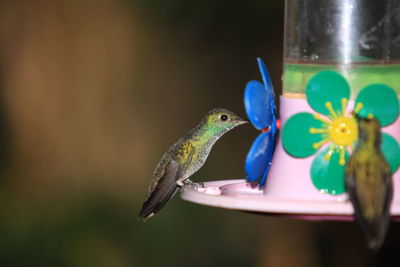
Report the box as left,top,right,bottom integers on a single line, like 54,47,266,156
244,58,279,186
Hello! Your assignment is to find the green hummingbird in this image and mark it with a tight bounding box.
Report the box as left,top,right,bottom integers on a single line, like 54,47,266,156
345,115,393,251
139,108,248,221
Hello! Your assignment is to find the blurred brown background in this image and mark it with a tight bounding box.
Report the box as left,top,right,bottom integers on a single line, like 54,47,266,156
0,0,400,266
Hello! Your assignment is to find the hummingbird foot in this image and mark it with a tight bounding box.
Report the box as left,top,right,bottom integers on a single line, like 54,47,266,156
176,179,184,187
183,179,205,190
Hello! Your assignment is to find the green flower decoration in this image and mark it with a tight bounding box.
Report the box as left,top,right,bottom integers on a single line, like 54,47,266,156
282,71,400,195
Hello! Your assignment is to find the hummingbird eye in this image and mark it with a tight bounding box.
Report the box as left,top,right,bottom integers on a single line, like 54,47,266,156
220,114,228,121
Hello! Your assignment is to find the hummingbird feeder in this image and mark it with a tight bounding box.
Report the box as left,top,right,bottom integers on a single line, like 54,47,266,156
180,0,400,221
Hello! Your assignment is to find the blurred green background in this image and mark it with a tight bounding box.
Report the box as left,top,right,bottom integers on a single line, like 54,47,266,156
0,0,400,266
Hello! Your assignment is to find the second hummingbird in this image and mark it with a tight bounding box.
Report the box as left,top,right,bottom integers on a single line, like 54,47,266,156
139,108,248,221
345,115,393,251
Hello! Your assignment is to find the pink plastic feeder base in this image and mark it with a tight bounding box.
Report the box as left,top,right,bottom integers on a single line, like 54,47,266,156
180,179,400,221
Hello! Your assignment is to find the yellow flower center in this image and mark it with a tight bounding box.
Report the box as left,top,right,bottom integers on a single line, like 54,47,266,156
309,99,361,166
329,116,358,146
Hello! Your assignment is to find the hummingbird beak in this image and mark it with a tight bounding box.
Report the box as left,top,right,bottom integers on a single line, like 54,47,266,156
237,118,249,125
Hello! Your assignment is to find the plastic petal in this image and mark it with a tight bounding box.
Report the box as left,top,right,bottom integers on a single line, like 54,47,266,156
245,131,275,182
244,80,273,130
381,133,400,173
355,84,399,126
310,146,348,195
282,112,326,157
306,71,350,116
258,159,272,186
257,58,277,116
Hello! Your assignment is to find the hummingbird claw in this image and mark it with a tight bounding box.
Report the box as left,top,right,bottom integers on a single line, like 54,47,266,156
183,179,205,190
176,179,184,187
197,182,205,188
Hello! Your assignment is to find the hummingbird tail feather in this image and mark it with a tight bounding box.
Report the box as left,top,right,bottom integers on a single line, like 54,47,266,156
138,161,180,221
366,216,391,251
368,237,384,252
351,200,391,251
138,184,179,221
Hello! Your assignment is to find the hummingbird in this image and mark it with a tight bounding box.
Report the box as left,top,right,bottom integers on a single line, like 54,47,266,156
138,108,248,221
345,115,393,251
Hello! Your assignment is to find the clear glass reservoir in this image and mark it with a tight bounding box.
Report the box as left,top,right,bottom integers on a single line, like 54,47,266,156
283,0,400,96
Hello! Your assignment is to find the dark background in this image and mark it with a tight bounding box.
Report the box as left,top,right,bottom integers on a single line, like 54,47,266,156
0,0,399,266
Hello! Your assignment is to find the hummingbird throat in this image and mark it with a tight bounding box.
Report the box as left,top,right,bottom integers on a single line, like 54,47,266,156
196,123,232,145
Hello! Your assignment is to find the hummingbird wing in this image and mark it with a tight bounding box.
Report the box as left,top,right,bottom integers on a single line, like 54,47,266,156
138,160,181,221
